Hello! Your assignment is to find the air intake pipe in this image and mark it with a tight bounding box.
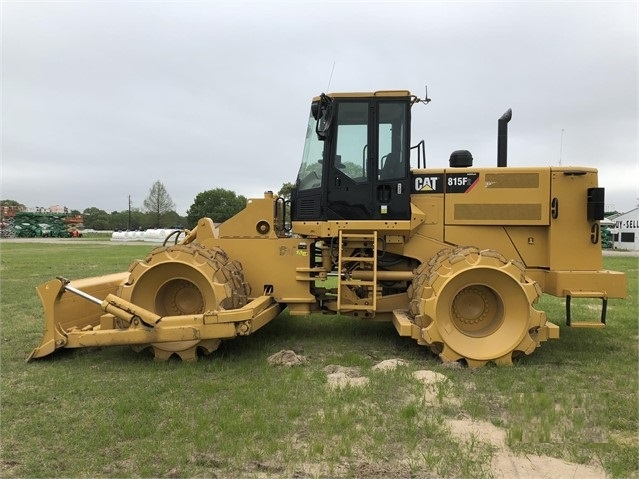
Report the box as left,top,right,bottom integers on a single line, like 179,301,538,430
497,108,512,167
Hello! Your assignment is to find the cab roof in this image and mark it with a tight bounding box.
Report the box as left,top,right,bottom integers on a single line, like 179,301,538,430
312,90,412,101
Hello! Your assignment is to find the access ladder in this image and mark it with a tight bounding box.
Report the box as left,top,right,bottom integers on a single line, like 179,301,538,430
337,231,378,315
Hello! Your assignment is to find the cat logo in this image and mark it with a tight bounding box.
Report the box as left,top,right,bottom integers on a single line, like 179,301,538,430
415,176,439,191
412,174,444,194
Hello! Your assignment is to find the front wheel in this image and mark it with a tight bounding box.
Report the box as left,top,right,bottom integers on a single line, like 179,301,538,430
119,243,250,361
408,247,549,367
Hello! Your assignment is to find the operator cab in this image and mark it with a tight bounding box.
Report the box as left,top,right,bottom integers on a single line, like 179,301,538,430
292,91,413,221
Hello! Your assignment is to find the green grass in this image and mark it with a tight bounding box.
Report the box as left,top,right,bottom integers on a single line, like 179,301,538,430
0,243,637,478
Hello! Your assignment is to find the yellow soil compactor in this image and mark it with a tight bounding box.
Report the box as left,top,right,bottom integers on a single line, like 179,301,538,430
29,90,627,367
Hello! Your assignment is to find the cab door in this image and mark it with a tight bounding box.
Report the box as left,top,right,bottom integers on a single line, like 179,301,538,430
325,101,373,219
376,101,411,220
325,99,410,220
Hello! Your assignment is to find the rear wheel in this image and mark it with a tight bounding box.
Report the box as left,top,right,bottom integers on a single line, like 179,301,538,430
409,247,547,367
119,243,250,361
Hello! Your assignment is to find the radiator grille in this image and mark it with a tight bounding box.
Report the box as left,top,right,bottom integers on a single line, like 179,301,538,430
485,173,539,188
455,203,542,220
296,198,320,219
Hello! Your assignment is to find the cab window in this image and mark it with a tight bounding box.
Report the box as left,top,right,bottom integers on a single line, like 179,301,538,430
378,102,407,180
334,102,369,184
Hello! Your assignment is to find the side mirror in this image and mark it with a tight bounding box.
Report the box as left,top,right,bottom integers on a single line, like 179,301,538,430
311,101,320,120
315,93,333,141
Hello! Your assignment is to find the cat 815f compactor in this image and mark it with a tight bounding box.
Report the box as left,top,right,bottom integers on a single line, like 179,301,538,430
29,90,627,367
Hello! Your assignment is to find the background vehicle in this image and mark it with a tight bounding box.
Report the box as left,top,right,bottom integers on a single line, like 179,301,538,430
29,90,626,367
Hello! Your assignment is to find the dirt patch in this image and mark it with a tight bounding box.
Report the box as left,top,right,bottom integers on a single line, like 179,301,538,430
412,369,448,385
372,358,408,371
324,365,370,389
412,369,458,405
324,364,360,376
326,373,370,389
267,350,307,367
492,453,608,479
351,459,414,478
447,419,507,449
447,418,608,479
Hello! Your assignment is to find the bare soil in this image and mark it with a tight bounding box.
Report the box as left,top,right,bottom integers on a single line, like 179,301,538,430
447,419,607,478
267,349,307,367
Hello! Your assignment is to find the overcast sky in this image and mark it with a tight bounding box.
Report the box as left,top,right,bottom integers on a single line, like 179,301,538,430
2,1,637,216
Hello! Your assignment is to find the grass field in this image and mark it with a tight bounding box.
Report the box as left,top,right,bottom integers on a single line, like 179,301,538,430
0,242,637,478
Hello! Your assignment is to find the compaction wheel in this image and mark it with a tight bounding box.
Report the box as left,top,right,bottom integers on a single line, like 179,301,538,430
119,244,250,361
409,247,548,367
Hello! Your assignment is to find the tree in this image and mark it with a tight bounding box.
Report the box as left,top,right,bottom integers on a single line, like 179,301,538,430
278,182,295,199
187,188,246,227
1,199,26,208
162,210,187,228
110,209,147,230
143,181,176,228
82,207,110,230
1,199,26,219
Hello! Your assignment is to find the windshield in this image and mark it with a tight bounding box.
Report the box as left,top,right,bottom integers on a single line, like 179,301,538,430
296,111,325,191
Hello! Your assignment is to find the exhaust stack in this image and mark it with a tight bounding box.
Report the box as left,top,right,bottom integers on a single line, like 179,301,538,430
497,108,512,167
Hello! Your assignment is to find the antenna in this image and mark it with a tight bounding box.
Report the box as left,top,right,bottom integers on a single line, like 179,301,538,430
559,129,564,166
424,85,431,103
326,61,336,92
412,85,432,106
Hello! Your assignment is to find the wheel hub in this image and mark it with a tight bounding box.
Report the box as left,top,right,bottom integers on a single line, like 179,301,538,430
451,285,502,336
156,279,205,316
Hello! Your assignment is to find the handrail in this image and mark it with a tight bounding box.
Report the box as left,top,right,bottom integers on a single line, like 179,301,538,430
411,140,426,168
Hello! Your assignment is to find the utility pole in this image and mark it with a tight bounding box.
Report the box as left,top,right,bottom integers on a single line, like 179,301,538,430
128,195,132,230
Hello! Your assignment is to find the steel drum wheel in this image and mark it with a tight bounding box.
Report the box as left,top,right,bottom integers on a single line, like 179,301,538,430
409,247,547,367
119,244,249,361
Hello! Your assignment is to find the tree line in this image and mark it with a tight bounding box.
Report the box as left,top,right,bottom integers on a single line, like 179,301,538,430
2,180,294,231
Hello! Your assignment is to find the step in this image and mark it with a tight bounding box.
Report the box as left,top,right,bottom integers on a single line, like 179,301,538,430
564,290,608,327
568,322,606,329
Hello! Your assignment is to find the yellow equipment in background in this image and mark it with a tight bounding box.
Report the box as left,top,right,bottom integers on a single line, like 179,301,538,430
28,91,627,367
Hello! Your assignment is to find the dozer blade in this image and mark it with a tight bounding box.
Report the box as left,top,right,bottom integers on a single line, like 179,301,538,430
28,271,283,362
27,273,129,361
